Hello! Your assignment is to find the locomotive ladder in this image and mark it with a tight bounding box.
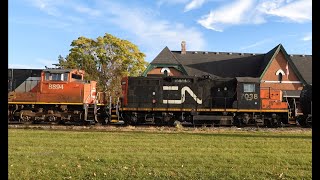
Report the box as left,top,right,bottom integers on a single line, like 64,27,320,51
283,91,295,124
109,97,123,124
84,103,97,124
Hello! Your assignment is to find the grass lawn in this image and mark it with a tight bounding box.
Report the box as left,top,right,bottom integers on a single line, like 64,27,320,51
8,128,312,179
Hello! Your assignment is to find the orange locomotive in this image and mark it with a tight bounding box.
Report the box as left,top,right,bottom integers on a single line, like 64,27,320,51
8,68,108,124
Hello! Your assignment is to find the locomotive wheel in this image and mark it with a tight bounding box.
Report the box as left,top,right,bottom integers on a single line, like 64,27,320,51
20,113,33,123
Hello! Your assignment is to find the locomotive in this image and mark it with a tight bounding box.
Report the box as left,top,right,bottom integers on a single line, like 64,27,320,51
119,75,289,127
8,68,108,124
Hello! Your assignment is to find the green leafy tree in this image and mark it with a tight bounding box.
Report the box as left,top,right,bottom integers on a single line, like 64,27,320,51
58,33,148,101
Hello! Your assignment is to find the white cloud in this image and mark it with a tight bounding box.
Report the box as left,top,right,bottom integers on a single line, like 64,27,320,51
28,0,64,17
301,32,312,41
23,0,206,62
184,0,207,12
258,0,311,22
29,0,102,17
198,0,312,32
198,0,257,31
99,1,206,60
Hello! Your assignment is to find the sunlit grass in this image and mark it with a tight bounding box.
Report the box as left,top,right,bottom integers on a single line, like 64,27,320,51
9,129,312,179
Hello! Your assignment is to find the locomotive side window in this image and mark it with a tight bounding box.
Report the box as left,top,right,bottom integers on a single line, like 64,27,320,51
243,84,255,92
71,73,82,80
45,73,68,81
63,73,68,81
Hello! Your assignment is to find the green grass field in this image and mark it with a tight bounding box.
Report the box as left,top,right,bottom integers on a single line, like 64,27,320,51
9,128,312,179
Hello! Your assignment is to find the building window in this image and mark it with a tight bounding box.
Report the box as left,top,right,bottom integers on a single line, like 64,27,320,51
278,73,283,82
164,70,168,76
244,84,255,92
161,67,171,75
276,69,286,83
275,69,285,83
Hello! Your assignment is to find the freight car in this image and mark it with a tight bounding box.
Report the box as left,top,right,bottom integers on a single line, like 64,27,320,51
297,84,312,127
8,68,108,124
118,75,290,127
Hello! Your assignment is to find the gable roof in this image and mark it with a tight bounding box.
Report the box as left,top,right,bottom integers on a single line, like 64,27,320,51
258,44,279,75
148,44,311,84
152,46,181,65
259,44,307,84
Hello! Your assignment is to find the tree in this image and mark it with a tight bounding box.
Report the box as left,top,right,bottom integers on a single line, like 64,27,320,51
58,33,148,101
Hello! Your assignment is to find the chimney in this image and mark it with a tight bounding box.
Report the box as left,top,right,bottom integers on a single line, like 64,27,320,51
181,41,186,54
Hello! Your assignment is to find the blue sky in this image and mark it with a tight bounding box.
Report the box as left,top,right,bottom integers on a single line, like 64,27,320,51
9,0,312,69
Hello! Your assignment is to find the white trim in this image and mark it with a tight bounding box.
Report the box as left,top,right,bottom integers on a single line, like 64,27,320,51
163,86,178,90
262,80,301,83
275,69,285,75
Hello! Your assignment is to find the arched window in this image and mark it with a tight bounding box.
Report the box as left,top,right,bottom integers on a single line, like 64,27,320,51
161,68,171,76
275,69,285,83
164,70,168,76
278,73,282,82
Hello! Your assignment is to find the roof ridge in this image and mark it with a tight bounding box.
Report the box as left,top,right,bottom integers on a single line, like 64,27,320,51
171,50,263,55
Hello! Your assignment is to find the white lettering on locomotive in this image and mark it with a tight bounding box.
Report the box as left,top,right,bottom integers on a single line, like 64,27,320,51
163,86,202,104
48,84,64,89
242,93,258,101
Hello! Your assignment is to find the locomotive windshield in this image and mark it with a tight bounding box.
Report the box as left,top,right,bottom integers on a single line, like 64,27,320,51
45,72,68,81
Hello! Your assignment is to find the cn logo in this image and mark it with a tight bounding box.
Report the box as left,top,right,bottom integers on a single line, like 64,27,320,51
163,86,202,104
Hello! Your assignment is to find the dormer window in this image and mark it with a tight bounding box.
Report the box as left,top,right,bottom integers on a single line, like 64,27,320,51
275,69,285,83
278,73,283,82
161,68,171,76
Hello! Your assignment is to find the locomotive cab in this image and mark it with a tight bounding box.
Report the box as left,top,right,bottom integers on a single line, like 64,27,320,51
235,77,260,109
